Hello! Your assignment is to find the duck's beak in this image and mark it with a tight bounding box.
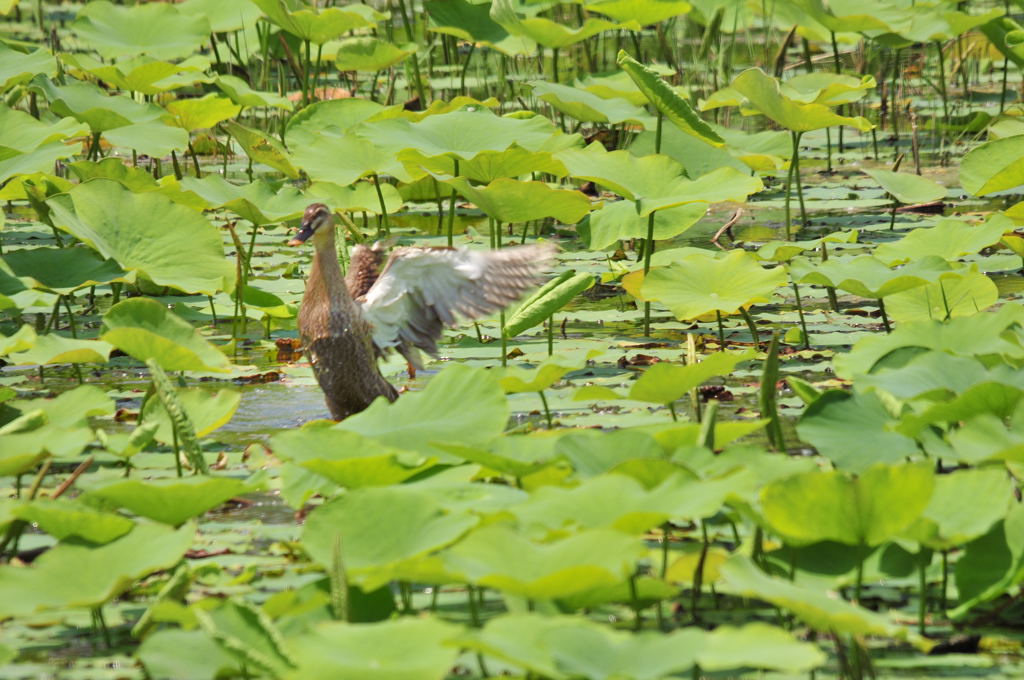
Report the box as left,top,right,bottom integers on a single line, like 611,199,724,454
288,220,316,246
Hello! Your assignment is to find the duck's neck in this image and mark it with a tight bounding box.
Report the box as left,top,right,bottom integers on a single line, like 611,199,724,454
309,230,347,302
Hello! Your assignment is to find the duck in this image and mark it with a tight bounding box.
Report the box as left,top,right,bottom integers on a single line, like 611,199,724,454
288,202,556,420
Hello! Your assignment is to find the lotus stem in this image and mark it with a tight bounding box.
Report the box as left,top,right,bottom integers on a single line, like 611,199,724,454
715,310,725,350
446,159,459,247
918,555,927,635
547,315,554,355
791,280,810,350
500,310,507,367
791,132,808,229
538,390,552,428
738,307,760,348
691,520,710,623
628,574,643,630
667,401,678,422
877,298,891,333
935,41,949,125
371,173,391,237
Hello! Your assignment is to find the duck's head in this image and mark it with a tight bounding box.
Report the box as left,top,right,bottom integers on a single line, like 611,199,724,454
288,203,333,246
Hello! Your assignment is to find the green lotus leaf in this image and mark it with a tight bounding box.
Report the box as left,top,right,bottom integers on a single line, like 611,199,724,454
137,630,240,680
444,526,644,599
302,486,477,588
833,305,1024,380
285,98,388,146
796,389,919,470
215,74,293,110
0,146,80,188
863,168,946,205
638,250,786,319
0,521,194,617
337,364,508,458
706,68,873,132
530,80,648,125
9,384,113,428
762,462,934,546
755,230,859,262
491,0,619,48
72,0,211,60
557,143,684,201
885,268,999,323
497,354,587,394
7,334,114,366
101,298,232,373
66,158,158,193
287,617,460,680
272,425,434,488
0,43,56,93
307,180,404,215
142,387,241,443
897,6,1003,43
789,0,912,34
104,121,191,157
179,0,264,33
335,37,415,72
588,0,692,26
874,215,1007,264
437,440,554,479
781,72,877,106
719,555,925,642
617,50,725,146
587,202,704,250
445,177,591,224
960,135,1024,196
509,472,738,536
196,600,295,677
457,614,699,679
235,285,295,319
14,498,135,544
400,144,568,183
699,622,827,673
943,409,1024,465
1,246,129,294
980,16,1024,69
62,53,212,95
83,477,249,526
223,120,300,179
0,325,36,356
629,350,754,405
853,351,990,402
179,175,307,224
290,134,410,185
251,0,385,45
905,467,1014,550
504,271,594,337
367,109,560,163
425,0,534,56
951,505,1024,619
34,79,167,133
789,254,949,299
0,106,86,154
166,94,241,131
48,179,234,295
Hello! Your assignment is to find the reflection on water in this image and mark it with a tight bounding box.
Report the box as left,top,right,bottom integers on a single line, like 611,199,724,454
218,380,333,440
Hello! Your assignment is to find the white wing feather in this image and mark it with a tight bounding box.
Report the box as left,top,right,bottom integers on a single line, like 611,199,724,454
360,244,554,367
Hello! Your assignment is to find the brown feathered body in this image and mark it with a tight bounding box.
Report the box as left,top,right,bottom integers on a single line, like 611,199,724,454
297,239,398,420
292,203,555,421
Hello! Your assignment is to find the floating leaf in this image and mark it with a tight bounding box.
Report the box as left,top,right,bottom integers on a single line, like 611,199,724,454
72,0,212,61
83,478,249,526
761,463,934,546
629,350,754,405
48,179,234,295
101,298,232,373
863,168,946,205
335,37,415,72
960,135,1024,196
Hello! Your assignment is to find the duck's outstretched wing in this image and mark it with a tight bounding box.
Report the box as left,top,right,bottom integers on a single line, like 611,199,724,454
359,243,556,368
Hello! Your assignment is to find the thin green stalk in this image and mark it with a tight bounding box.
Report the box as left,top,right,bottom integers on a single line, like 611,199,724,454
791,132,807,229
791,280,810,350
783,136,797,240
935,41,949,124
446,159,460,246
918,556,927,635
628,574,643,631
500,310,507,367
372,173,391,237
551,47,559,84
877,298,891,333
691,520,710,623
547,315,554,355
538,390,553,428
738,307,760,348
